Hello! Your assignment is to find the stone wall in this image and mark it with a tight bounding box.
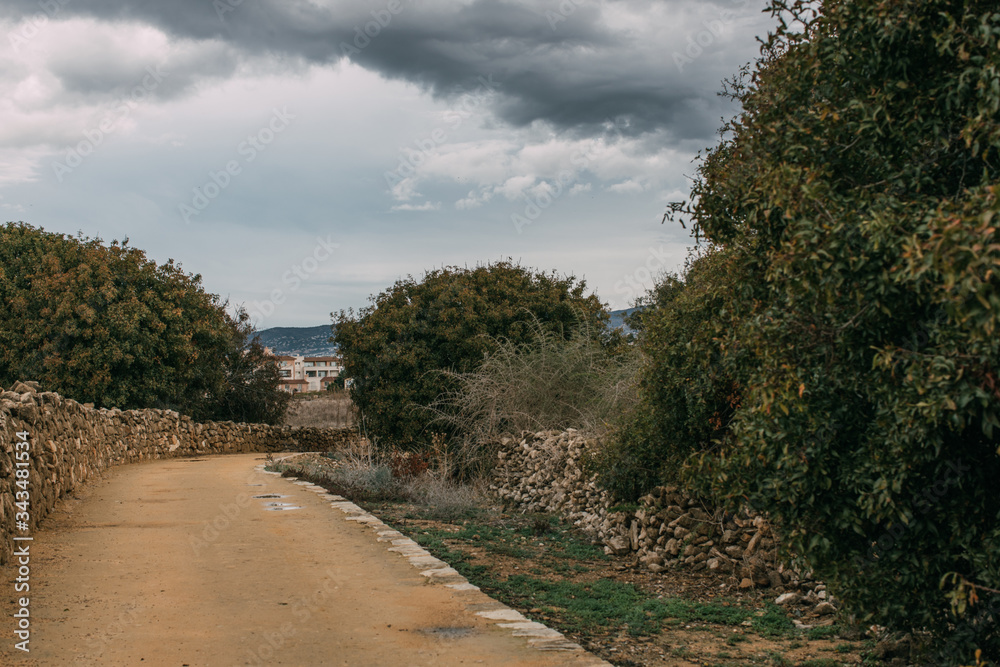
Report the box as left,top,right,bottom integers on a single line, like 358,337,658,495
489,429,839,623
0,381,358,566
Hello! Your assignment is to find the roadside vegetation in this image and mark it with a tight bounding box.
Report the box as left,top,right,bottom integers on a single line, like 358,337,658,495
331,260,615,451
0,222,288,423
284,389,357,429
605,1,1000,661
428,320,639,477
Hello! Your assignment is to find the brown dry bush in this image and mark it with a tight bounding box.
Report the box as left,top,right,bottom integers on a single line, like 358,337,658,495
283,390,357,428
427,321,639,477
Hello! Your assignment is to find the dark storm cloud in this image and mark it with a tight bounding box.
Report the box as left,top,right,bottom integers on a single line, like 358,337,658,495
3,0,769,139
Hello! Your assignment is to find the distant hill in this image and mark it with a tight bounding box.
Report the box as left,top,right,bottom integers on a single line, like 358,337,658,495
608,307,640,333
258,310,636,357
255,325,337,357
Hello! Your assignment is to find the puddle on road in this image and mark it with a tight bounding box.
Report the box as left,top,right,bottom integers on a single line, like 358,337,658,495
417,627,475,639
252,494,288,499
262,501,302,511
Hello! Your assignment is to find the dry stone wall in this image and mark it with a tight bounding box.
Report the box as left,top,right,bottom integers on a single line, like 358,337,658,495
489,429,839,622
0,381,357,566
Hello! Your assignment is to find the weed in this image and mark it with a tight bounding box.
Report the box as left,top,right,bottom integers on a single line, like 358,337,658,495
806,625,841,641
284,391,357,428
766,651,791,666
426,318,640,476
752,603,796,637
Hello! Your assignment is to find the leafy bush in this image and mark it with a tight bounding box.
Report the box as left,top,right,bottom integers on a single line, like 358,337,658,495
208,307,291,425
630,0,1000,661
0,222,287,423
597,245,755,501
332,260,608,450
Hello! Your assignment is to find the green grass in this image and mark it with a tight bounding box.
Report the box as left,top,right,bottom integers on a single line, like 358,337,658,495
385,508,806,645
806,625,841,641
434,569,785,638
406,516,607,570
753,603,797,637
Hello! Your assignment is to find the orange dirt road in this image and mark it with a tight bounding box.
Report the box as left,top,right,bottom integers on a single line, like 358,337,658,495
0,453,607,666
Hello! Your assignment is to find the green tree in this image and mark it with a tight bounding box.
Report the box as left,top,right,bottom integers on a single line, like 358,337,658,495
600,245,755,501
0,222,287,424
332,260,608,449
207,307,291,425
652,0,1000,660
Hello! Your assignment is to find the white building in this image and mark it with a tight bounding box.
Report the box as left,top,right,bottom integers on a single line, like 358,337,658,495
275,354,344,393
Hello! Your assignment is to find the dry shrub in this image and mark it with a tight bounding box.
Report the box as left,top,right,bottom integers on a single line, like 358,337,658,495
428,321,639,476
284,390,357,428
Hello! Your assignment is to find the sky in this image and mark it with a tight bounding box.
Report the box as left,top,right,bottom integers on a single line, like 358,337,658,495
0,0,774,328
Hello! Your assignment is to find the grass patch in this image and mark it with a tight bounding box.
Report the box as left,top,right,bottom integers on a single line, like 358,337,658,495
806,625,841,641
752,603,796,637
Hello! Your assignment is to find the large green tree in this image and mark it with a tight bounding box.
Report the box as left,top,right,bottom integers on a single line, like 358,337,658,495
0,222,287,423
332,261,608,448
648,0,1000,660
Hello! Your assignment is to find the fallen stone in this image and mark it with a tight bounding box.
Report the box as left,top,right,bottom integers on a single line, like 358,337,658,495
814,601,836,616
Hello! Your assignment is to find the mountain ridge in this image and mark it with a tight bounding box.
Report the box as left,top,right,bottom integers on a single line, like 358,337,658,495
257,309,637,356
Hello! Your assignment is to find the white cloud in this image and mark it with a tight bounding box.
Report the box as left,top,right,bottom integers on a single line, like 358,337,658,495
391,201,441,212
608,179,645,194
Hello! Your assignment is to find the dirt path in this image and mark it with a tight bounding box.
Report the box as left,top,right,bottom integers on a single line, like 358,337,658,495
0,454,607,666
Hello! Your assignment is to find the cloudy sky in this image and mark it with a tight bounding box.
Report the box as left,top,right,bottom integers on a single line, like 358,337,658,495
0,0,773,328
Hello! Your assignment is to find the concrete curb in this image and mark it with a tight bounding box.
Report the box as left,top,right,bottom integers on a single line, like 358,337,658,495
258,459,611,664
